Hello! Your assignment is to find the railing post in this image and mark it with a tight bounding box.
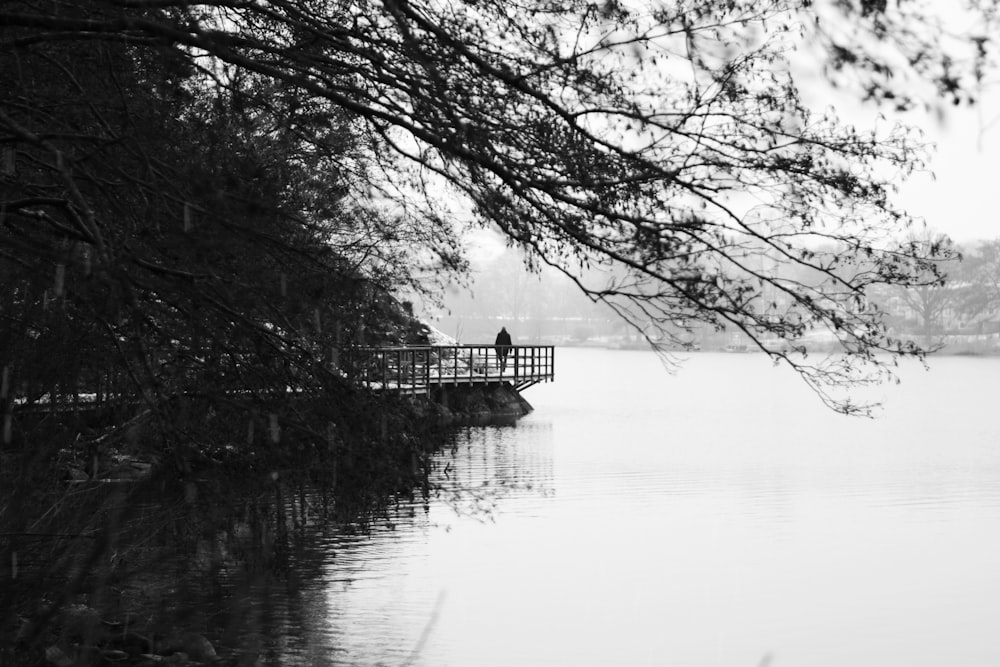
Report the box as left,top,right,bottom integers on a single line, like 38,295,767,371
424,349,431,395
382,350,388,390
436,347,442,386
413,349,418,393
513,346,519,384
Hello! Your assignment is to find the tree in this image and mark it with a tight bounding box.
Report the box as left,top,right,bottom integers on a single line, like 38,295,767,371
804,1,997,106
2,0,995,416
949,238,1000,330
0,0,449,476
888,232,963,348
1,9,453,647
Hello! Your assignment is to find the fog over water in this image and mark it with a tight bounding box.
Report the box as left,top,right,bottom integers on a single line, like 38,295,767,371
269,348,1000,667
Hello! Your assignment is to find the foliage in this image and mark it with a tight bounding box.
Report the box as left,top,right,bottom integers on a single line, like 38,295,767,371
854,233,1000,350
887,231,963,348
2,0,998,657
0,0,450,473
956,238,1000,323
806,0,999,110
0,4,995,409
0,4,445,649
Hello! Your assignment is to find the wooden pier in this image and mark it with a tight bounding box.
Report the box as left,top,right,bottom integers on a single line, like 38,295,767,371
345,345,555,395
7,345,554,416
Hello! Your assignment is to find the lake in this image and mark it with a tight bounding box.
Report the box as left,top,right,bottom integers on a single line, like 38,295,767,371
234,348,1000,666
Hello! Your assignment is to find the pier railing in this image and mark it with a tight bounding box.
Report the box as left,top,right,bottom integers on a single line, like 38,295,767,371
345,345,554,394
7,345,554,415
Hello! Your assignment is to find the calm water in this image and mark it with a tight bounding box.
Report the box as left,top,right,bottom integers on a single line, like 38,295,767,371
247,349,1000,666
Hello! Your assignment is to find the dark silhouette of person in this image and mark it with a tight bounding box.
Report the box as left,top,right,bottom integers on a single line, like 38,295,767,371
494,326,512,372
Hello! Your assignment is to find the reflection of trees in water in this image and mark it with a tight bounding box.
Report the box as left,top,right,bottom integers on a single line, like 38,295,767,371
432,422,554,520
2,453,435,664
3,423,552,663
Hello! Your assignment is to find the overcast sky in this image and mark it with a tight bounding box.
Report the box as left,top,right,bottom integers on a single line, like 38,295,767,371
894,101,1000,244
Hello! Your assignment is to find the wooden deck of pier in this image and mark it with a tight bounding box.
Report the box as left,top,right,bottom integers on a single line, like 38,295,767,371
345,344,555,395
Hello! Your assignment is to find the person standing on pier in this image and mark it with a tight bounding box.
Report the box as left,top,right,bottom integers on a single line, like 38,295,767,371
495,326,512,372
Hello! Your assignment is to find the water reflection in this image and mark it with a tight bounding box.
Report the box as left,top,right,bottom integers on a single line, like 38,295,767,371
98,422,557,666
28,350,999,667
434,423,554,520
305,423,556,666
